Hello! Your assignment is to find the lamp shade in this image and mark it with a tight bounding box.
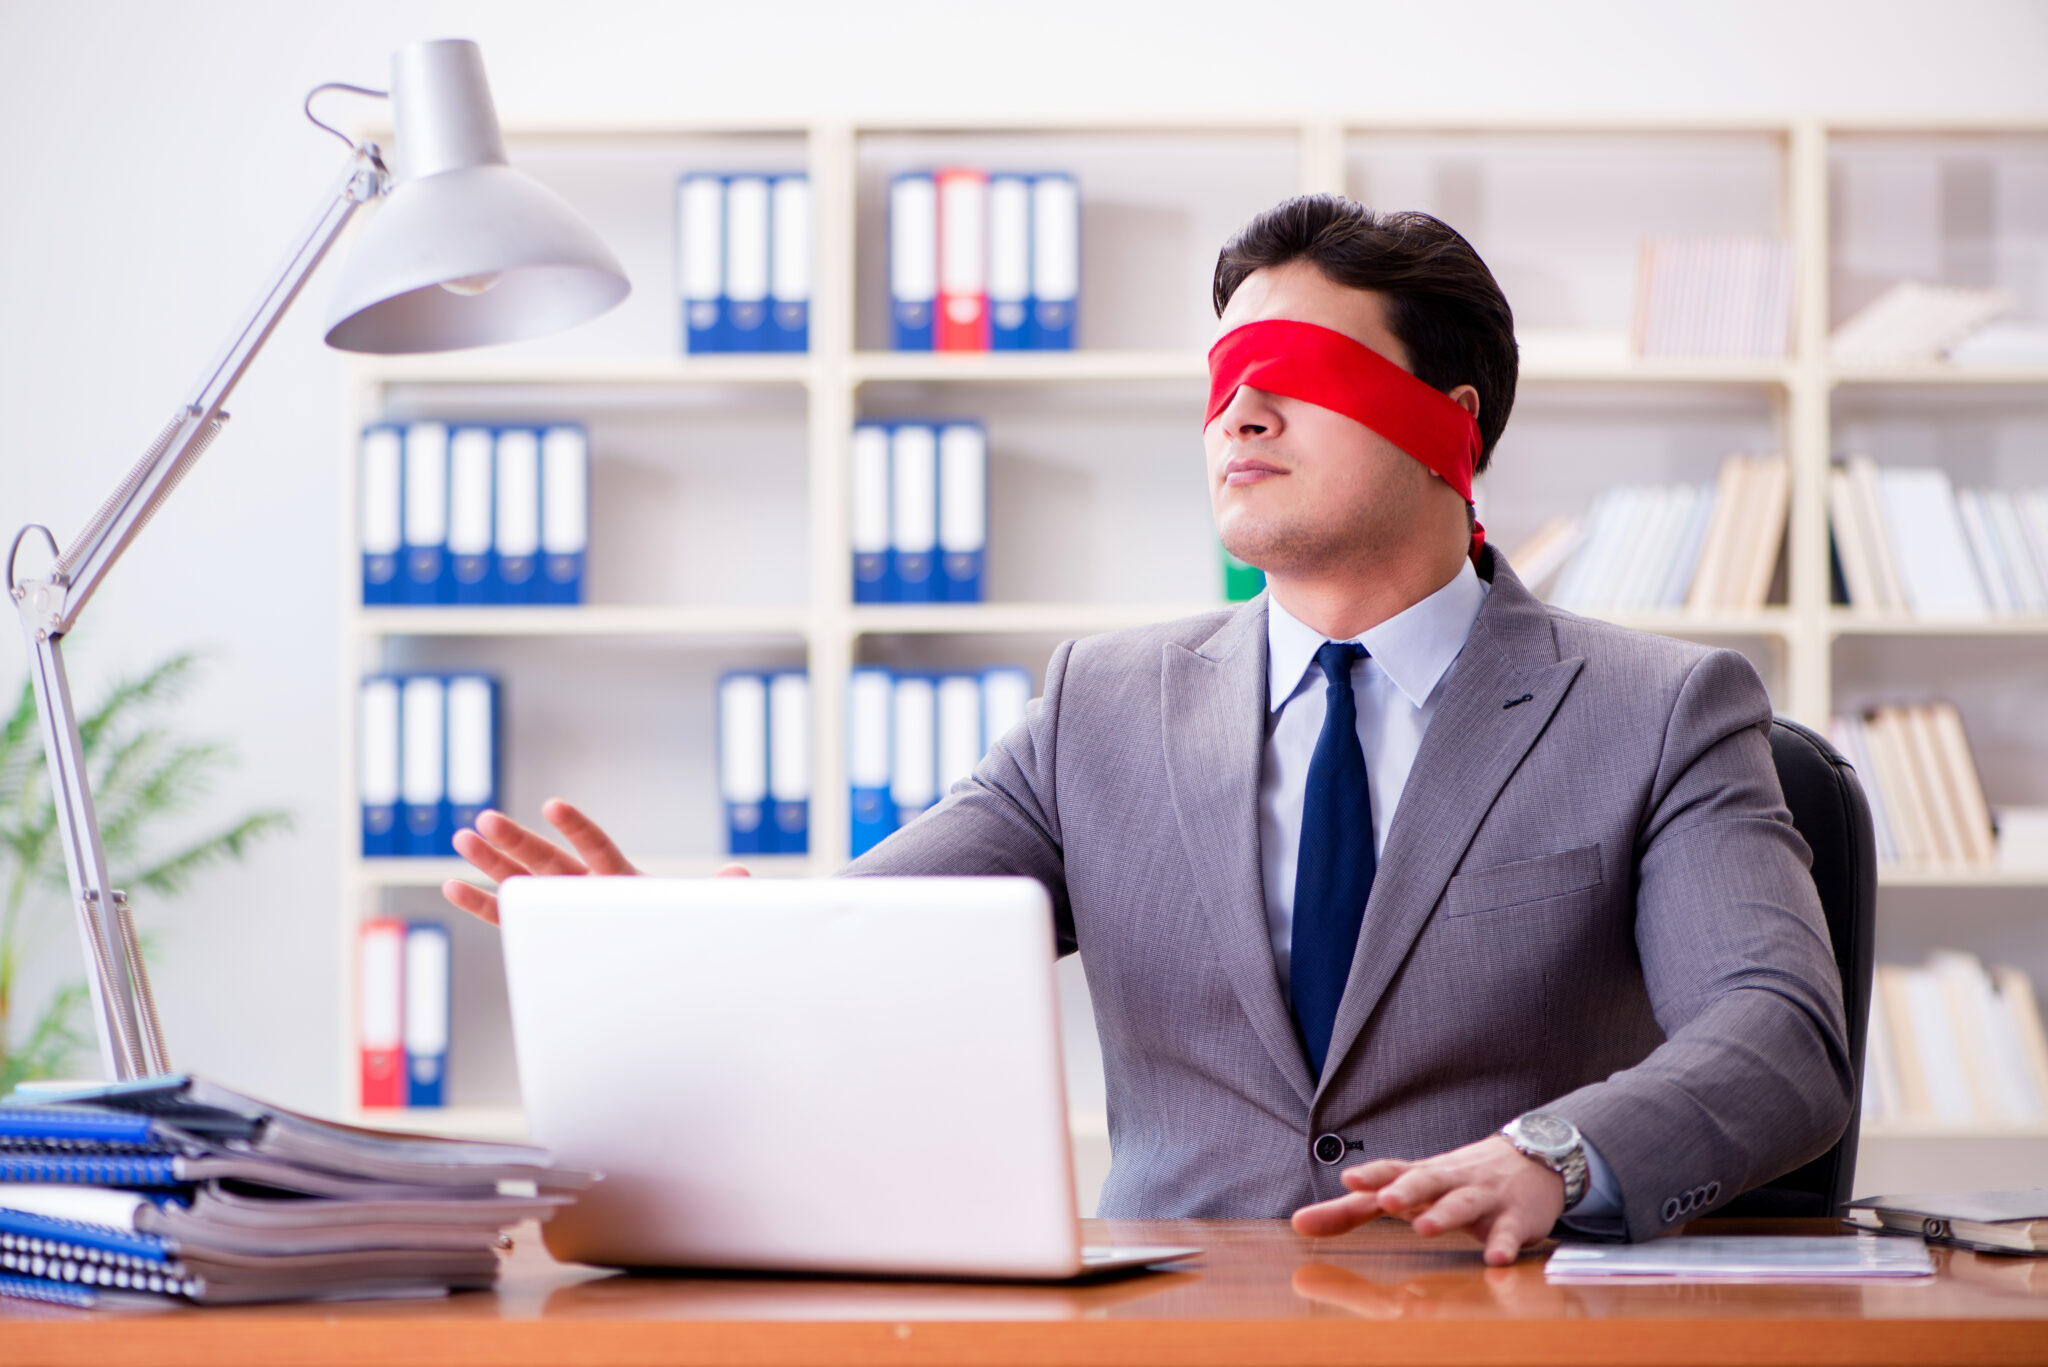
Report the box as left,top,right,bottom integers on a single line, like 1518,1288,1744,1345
322,39,628,354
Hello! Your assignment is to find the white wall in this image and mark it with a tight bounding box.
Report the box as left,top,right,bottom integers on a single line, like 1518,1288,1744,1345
1,0,2045,1111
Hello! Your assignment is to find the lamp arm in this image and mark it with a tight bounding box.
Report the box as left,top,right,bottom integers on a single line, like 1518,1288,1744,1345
8,142,387,1082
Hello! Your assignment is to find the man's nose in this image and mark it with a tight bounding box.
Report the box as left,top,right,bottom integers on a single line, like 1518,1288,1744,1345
1214,384,1284,439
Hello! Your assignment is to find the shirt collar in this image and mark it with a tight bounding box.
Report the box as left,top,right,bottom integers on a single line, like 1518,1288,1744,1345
1266,557,1489,713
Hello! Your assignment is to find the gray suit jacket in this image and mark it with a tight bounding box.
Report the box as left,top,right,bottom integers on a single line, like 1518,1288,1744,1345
848,549,1853,1240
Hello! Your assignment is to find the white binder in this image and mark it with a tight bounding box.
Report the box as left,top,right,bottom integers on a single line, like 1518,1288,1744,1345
1030,174,1080,348
980,667,1033,750
539,425,589,604
358,426,403,604
889,675,938,825
358,676,401,856
847,666,895,857
935,673,984,794
402,421,451,604
678,173,726,351
770,173,810,350
447,426,494,602
889,173,937,348
889,424,939,601
399,675,448,854
850,423,892,602
493,427,542,603
718,673,770,855
402,922,452,1107
723,174,772,348
937,422,987,601
767,671,810,853
987,173,1032,348
444,674,497,837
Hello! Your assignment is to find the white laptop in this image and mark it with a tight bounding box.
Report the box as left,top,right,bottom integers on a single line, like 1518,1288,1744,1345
498,875,1199,1280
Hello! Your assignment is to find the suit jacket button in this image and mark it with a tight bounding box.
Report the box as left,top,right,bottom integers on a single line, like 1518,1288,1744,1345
1313,1133,1345,1165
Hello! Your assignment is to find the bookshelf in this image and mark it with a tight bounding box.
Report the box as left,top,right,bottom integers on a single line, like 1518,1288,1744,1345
337,117,2048,1200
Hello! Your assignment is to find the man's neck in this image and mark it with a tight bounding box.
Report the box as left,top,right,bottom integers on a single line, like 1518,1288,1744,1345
1266,545,1467,641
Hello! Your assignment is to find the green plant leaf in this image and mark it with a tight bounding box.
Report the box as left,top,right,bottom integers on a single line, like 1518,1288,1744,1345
74,652,200,754
0,980,91,1096
128,809,295,900
0,648,289,1083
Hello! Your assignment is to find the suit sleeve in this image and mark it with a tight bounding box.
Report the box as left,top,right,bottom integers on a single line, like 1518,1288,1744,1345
1544,648,1855,1242
839,640,1076,955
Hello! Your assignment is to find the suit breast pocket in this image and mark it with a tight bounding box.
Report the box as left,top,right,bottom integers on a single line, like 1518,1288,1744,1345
1443,843,1603,918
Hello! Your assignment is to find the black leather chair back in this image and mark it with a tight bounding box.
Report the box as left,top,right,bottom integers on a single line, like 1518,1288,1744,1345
1716,717,1877,1218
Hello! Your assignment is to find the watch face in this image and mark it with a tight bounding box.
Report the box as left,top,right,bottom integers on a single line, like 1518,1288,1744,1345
1513,1112,1576,1157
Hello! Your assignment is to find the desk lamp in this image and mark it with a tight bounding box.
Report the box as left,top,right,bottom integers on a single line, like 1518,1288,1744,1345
6,39,629,1083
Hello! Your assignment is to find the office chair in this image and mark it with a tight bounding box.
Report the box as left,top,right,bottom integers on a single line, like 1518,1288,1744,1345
1715,717,1878,1218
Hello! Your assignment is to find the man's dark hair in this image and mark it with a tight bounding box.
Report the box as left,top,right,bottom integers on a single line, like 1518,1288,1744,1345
1212,194,1517,472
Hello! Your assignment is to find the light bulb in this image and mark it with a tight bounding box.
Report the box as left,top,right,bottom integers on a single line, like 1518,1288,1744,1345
438,272,504,297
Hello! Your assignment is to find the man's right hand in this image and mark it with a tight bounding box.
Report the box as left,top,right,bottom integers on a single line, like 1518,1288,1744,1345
443,797,749,925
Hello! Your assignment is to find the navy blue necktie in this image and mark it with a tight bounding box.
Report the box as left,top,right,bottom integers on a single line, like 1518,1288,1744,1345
1290,641,1375,1079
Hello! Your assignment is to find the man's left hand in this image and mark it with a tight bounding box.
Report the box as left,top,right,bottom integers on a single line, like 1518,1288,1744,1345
1291,1135,1565,1266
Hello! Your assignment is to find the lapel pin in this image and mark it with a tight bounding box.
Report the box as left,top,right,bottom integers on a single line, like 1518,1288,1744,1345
1503,693,1535,709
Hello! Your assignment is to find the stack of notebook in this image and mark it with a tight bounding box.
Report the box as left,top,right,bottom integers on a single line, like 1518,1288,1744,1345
0,1074,590,1306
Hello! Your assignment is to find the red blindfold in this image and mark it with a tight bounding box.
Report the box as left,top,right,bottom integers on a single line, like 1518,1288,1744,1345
1206,318,1485,562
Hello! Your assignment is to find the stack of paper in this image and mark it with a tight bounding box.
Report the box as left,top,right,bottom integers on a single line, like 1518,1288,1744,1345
1860,952,2048,1131
1829,280,2015,366
1547,1236,1932,1281
1514,454,1787,616
0,1075,589,1307
1827,701,1996,871
1831,456,2048,618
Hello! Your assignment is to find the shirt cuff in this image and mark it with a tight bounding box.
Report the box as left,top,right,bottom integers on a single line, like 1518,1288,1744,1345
1558,1134,1626,1237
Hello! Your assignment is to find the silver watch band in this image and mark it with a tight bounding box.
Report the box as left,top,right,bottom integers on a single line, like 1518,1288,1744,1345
1500,1114,1588,1209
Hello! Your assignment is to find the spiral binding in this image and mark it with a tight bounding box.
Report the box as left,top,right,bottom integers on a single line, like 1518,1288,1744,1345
0,1248,197,1298
0,1271,97,1308
0,1205,171,1262
0,1153,180,1186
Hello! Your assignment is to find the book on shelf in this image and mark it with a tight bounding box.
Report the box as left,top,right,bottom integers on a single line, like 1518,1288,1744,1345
359,673,499,859
889,167,1077,352
1947,319,2048,368
0,1075,583,1306
361,422,588,607
719,670,809,856
1628,236,1794,359
674,171,810,353
1828,701,1996,871
846,665,1032,858
1998,806,2048,874
358,919,452,1109
1830,456,2048,618
850,420,988,603
1829,280,2016,367
1862,951,2048,1131
1506,454,1785,616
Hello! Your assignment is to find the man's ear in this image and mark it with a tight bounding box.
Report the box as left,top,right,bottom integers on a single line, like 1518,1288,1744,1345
1448,383,1480,422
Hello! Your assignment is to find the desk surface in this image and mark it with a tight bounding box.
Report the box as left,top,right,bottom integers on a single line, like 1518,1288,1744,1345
5,1218,2048,1366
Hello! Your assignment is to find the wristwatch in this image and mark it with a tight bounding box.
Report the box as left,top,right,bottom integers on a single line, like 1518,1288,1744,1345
1499,1111,1588,1210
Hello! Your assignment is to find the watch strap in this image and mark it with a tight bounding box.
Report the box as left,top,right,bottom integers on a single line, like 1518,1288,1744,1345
1501,1114,1588,1209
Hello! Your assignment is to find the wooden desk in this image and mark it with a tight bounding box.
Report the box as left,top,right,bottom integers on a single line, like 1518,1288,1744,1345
5,1218,2048,1366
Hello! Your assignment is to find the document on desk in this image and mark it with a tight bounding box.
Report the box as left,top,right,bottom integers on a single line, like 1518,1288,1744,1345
1546,1236,1934,1282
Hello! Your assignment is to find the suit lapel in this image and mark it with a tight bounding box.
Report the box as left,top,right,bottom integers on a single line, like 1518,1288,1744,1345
1161,596,1316,1107
1314,558,1586,1100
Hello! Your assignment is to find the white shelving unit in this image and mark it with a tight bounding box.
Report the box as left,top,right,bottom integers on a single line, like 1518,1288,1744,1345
337,118,2048,1197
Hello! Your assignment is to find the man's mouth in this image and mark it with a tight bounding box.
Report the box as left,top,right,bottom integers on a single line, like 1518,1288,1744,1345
1223,456,1285,487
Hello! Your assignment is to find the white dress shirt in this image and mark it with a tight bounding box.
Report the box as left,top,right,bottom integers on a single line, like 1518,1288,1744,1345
1257,557,1623,1226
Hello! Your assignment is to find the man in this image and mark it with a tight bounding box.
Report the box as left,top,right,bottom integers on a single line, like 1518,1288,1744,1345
445,195,1853,1264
